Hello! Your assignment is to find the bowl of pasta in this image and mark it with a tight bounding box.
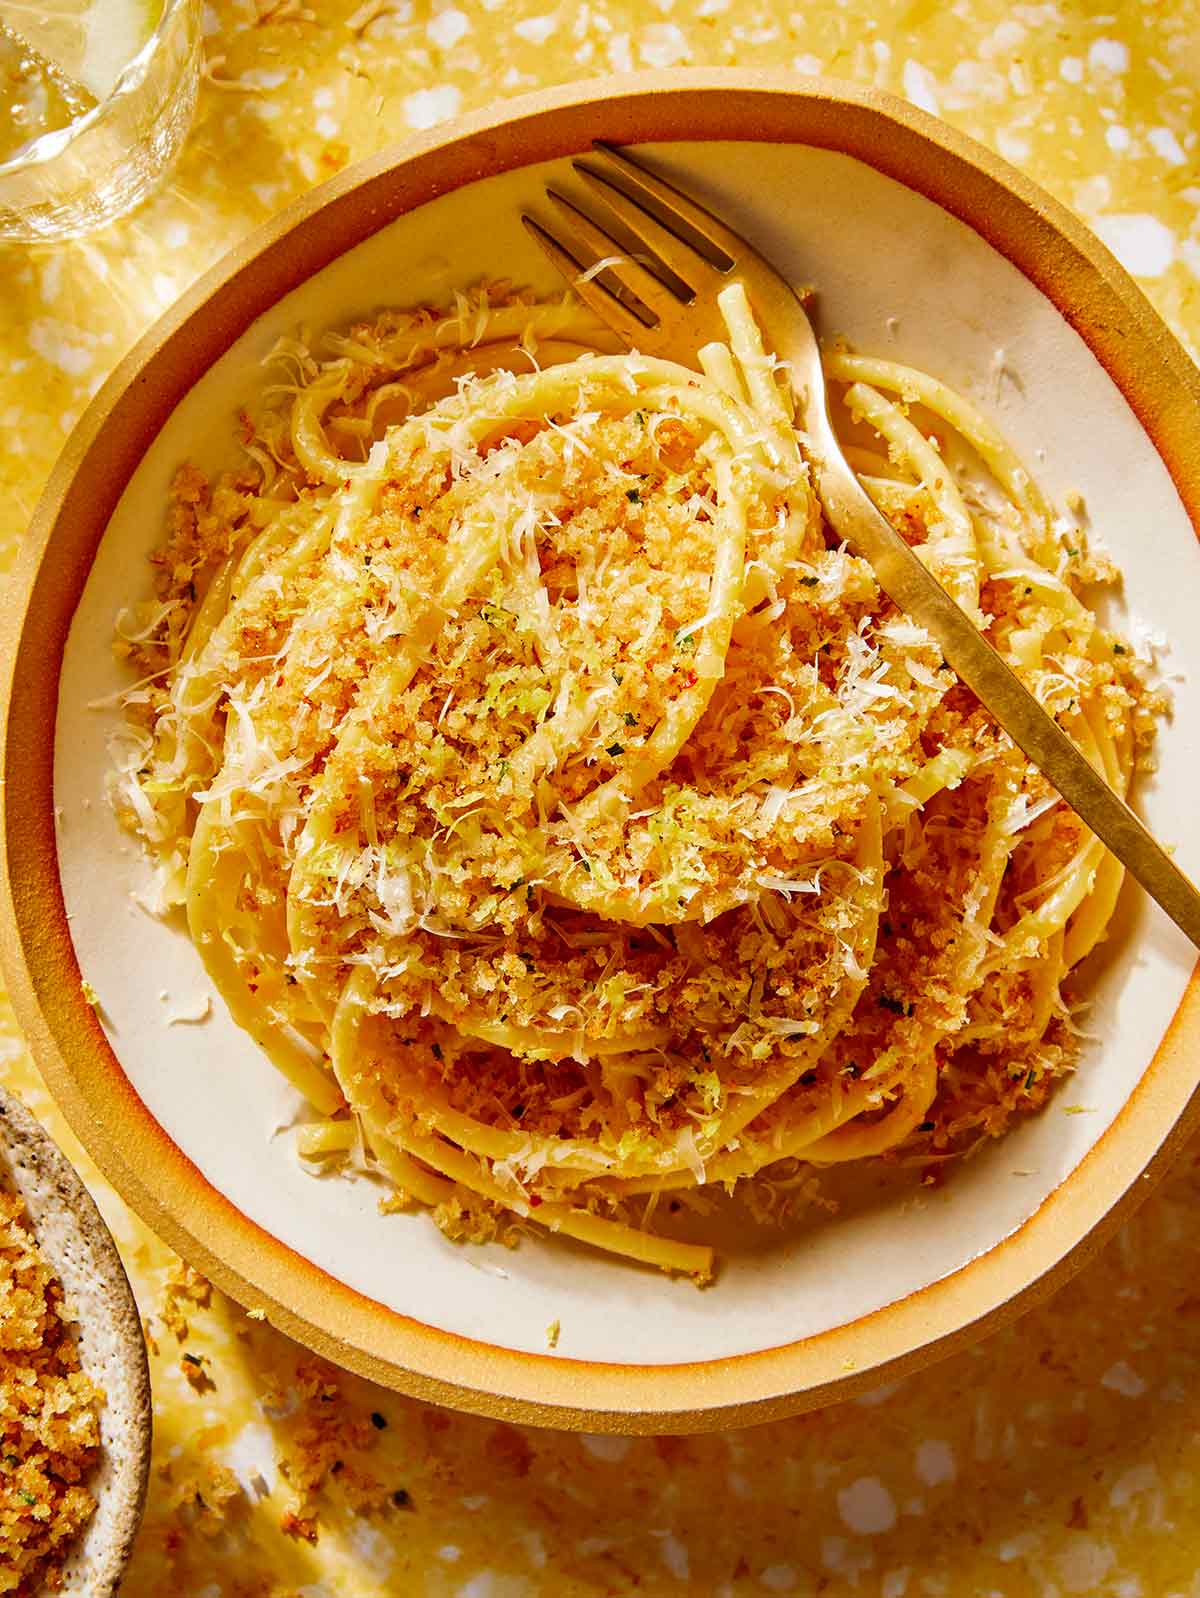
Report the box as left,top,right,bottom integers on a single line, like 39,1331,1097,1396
3,71,1199,1432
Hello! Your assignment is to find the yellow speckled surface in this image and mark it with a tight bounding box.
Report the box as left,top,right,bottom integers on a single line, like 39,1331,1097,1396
2,4,1200,1594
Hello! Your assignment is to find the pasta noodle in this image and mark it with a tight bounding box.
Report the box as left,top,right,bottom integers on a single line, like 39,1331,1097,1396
108,283,1160,1282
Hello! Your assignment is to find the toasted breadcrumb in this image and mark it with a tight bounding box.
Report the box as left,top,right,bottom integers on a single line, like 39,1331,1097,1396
0,1186,103,1598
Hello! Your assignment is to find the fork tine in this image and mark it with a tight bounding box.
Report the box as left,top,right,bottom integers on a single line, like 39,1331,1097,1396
586,143,740,272
521,213,653,349
572,161,725,296
544,189,687,325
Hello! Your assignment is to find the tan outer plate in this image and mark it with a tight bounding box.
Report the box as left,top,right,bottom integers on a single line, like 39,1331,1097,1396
0,1085,151,1594
2,72,1200,1434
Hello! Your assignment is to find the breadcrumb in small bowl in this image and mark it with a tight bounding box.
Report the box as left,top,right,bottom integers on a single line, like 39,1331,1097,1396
0,1086,150,1597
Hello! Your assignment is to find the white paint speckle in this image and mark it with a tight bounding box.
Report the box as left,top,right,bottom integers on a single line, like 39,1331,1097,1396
882,1572,911,1598
1088,38,1129,74
28,318,94,377
1091,214,1177,279
427,8,469,47
1055,1537,1116,1594
1060,56,1083,83
1109,1461,1159,1507
243,66,287,88
402,85,462,130
656,1532,689,1582
997,1532,1040,1563
793,53,822,74
1113,1577,1145,1597
837,1476,897,1536
1073,174,1112,213
519,1530,546,1569
315,113,339,139
1148,126,1187,166
164,220,191,249
1100,1358,1149,1397
982,18,1026,55
639,20,690,67
606,31,633,70
854,1380,900,1408
456,1575,495,1598
1105,124,1131,152
348,1519,394,1578
580,1433,631,1462
40,257,62,303
438,1545,462,1562
996,129,1031,164
513,12,558,42
313,85,334,108
915,1439,957,1487
760,1565,797,1592
901,59,939,115
821,1535,874,1582
224,1422,278,1497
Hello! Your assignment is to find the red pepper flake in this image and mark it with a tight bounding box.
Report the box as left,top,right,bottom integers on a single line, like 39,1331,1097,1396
529,1195,543,1208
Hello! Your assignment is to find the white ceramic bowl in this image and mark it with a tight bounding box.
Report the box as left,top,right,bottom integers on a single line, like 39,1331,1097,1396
3,72,1199,1432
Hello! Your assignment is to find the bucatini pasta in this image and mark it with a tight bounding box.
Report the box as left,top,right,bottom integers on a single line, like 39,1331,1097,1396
108,282,1159,1281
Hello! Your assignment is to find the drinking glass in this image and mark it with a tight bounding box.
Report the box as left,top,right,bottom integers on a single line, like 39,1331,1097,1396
0,0,201,243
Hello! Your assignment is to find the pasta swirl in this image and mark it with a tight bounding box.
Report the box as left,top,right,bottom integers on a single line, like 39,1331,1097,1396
109,284,1159,1280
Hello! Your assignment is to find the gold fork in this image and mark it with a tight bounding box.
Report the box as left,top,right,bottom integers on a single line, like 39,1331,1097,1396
523,142,1200,952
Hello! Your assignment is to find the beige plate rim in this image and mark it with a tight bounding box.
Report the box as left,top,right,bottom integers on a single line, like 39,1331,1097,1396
3,70,1199,1434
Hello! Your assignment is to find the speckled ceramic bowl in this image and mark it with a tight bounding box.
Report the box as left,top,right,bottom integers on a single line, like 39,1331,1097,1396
0,1086,151,1594
2,72,1199,1433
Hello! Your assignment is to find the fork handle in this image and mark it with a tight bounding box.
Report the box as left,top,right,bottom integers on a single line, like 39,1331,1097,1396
795,381,1200,953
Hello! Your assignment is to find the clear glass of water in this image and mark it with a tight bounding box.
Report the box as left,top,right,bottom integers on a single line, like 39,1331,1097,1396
0,0,201,243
